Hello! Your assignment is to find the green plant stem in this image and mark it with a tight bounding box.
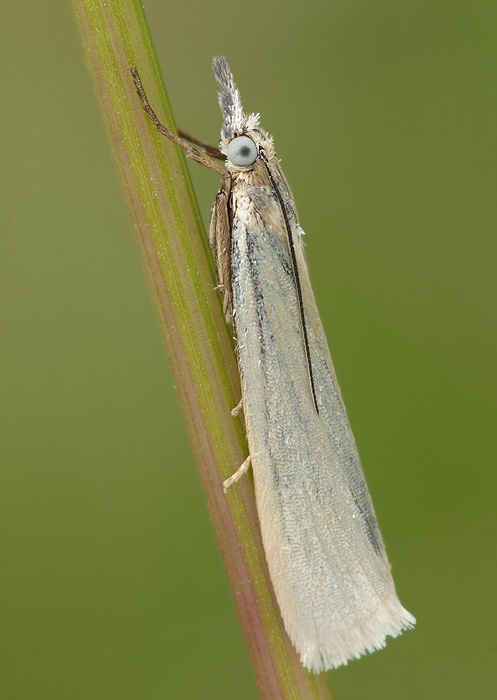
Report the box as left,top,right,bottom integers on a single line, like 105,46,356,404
72,2,333,698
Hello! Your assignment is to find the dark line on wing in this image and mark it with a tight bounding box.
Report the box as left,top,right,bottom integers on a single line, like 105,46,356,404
260,150,320,415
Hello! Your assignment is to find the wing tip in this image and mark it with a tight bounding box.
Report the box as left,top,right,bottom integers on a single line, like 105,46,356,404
297,601,416,673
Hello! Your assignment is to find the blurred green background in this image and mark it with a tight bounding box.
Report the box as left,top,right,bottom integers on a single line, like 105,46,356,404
2,1,496,698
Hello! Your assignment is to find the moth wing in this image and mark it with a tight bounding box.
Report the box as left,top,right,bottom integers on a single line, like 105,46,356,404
230,194,414,672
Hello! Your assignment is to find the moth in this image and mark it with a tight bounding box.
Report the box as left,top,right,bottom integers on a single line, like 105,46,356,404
131,58,415,673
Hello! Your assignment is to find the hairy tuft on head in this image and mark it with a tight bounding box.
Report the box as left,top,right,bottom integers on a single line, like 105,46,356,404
212,56,244,139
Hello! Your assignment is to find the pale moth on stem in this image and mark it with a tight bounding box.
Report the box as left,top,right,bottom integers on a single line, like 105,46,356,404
131,58,415,673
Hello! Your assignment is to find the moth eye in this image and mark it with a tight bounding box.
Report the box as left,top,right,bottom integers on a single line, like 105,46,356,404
227,135,258,166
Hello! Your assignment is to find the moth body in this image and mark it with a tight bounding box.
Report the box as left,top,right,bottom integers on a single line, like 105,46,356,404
131,57,415,674
210,57,415,672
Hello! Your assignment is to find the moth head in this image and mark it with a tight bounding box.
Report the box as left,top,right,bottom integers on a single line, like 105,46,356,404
213,57,275,169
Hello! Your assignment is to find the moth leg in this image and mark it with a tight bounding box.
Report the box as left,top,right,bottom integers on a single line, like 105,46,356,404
177,128,224,161
223,455,251,492
208,194,218,251
130,67,225,175
209,172,233,321
231,398,243,417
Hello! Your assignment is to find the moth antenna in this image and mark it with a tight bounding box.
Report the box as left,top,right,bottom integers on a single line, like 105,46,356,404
130,66,225,175
212,56,244,139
